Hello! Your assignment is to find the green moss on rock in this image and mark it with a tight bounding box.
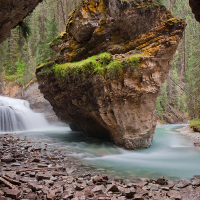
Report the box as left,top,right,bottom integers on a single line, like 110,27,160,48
53,52,143,80
190,118,200,132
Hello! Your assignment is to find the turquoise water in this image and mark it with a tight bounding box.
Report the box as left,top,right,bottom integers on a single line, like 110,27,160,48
18,124,200,180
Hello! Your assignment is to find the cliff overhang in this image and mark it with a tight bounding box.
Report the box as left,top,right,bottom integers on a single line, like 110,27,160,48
36,0,185,150
0,0,43,44
189,0,200,23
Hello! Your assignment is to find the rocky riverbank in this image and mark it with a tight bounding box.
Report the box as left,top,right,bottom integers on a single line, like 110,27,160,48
0,133,200,200
176,126,200,147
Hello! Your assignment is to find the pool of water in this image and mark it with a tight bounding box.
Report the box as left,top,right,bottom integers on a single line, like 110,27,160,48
17,124,200,180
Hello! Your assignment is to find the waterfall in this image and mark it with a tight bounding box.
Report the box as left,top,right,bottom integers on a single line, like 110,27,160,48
0,96,49,132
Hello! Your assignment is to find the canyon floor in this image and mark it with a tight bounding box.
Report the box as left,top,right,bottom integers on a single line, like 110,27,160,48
0,128,200,200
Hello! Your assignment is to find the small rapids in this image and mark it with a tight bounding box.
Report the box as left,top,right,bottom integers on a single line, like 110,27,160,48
0,96,49,132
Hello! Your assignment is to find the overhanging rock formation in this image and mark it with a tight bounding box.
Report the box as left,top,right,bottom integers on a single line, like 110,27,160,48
36,0,185,150
0,0,43,43
189,0,200,23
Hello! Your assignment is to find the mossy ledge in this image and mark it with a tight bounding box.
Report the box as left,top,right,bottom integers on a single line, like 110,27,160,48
36,0,185,150
53,52,143,80
190,118,200,132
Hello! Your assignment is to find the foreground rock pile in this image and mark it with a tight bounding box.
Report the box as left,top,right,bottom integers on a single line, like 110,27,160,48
0,134,200,200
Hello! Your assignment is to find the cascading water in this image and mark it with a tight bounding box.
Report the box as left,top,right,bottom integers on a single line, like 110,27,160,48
0,96,49,132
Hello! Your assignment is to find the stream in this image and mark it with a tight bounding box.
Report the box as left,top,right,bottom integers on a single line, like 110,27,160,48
17,124,200,181
1,96,200,181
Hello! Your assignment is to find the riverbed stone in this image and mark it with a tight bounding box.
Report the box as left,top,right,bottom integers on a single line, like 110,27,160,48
4,189,21,199
168,190,181,200
106,184,119,193
92,185,106,193
36,172,51,181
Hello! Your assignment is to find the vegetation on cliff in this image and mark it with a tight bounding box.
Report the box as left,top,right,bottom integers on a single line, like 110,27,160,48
52,52,142,80
190,118,200,132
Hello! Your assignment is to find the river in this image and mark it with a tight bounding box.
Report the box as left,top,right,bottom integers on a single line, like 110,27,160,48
1,96,199,181
17,124,200,181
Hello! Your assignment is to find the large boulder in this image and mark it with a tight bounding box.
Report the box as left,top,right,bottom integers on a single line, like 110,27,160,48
36,0,185,150
0,0,42,43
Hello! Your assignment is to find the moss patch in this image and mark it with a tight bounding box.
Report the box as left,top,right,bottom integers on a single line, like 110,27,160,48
53,52,143,80
190,118,200,132
36,61,54,75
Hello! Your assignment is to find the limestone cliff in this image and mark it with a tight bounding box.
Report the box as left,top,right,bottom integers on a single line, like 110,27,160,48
189,0,200,23
0,0,42,43
36,0,185,150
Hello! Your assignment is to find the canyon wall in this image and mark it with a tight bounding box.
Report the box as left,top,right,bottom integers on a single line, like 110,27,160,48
36,0,185,150
189,0,200,23
0,0,43,43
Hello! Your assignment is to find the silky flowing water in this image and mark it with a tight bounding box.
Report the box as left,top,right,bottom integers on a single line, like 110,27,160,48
16,124,200,181
1,96,200,181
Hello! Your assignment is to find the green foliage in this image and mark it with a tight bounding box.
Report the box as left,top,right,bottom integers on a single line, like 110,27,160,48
18,20,31,40
156,97,163,119
124,53,142,69
53,52,142,80
156,0,164,5
190,118,200,132
107,60,123,79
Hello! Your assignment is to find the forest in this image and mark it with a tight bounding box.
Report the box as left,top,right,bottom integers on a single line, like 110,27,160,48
0,0,200,130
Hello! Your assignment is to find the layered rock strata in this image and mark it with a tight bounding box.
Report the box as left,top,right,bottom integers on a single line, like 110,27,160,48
36,0,185,149
0,0,42,43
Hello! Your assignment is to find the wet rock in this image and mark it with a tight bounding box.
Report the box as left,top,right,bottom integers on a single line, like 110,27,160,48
150,184,160,191
32,158,41,162
167,180,175,189
156,177,167,185
92,185,106,193
168,190,181,200
191,177,200,186
30,172,36,177
106,184,119,193
133,193,144,200
37,164,48,168
11,163,21,166
74,184,85,191
47,191,56,200
36,172,51,181
1,154,15,163
5,171,16,179
125,187,136,198
66,168,76,174
62,192,74,200
44,180,54,186
114,178,123,184
174,180,190,189
28,181,43,191
62,176,74,184
4,189,21,199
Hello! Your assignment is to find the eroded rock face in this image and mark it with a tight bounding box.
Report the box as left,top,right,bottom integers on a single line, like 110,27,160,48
189,0,200,23
36,0,185,149
0,0,42,43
